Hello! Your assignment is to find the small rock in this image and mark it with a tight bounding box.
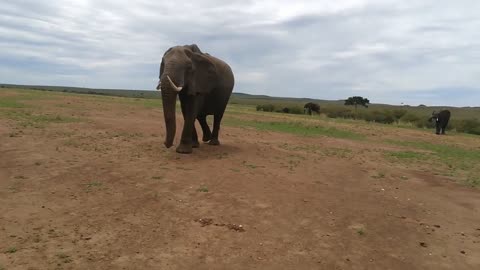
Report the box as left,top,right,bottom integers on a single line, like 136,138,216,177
460,250,466,255
420,242,428,248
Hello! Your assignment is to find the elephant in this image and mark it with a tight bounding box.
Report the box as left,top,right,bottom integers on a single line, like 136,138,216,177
156,44,234,154
304,102,320,115
428,110,451,135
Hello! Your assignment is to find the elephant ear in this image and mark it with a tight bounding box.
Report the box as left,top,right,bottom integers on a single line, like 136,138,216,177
159,47,173,78
187,52,217,95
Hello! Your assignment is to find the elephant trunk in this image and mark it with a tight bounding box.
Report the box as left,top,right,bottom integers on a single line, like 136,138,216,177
161,86,177,148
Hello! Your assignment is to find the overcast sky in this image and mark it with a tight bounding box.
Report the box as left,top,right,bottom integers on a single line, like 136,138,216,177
1,1,479,106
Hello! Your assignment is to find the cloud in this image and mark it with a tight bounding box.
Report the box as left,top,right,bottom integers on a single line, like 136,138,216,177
0,0,479,106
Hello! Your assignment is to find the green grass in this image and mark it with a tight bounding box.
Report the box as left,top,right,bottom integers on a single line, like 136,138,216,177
56,253,73,263
225,117,364,140
0,110,79,127
386,139,480,187
197,186,209,192
386,140,480,164
371,172,386,179
85,182,103,192
4,247,17,254
466,177,480,187
0,97,27,108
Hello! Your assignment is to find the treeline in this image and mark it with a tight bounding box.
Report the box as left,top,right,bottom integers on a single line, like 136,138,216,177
256,104,305,114
255,103,480,135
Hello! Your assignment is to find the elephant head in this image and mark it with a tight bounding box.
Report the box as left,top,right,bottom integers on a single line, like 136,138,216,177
428,111,439,123
156,44,217,148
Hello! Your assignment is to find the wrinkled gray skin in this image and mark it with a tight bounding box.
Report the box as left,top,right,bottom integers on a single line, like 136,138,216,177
156,44,234,154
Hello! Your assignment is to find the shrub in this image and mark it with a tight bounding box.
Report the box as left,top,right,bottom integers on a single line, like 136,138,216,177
392,109,407,123
363,110,395,124
256,104,276,112
452,119,480,135
323,107,355,119
414,117,435,129
288,106,304,114
401,113,420,123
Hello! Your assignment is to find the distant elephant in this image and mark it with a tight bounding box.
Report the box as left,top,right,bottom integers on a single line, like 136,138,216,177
304,102,320,115
156,44,235,154
428,110,451,135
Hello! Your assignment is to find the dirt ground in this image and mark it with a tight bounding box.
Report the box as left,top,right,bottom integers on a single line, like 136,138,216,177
1,90,479,270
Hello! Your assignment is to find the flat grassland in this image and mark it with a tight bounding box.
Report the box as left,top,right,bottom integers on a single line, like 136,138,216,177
1,89,479,270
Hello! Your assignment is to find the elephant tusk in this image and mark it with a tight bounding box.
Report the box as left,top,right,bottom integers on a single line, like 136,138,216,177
156,79,161,90
167,75,183,92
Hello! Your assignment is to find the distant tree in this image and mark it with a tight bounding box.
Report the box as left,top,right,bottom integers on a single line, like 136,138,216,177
281,107,290,113
344,96,370,118
303,102,320,115
392,109,407,124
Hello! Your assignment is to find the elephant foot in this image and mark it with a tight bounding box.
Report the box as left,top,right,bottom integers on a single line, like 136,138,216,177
208,139,220,146
192,140,200,148
176,144,193,154
202,134,212,142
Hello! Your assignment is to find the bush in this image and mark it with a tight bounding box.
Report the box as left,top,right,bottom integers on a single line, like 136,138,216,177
401,113,420,123
363,110,395,124
392,109,407,123
256,104,275,112
288,106,304,114
323,107,355,119
451,119,480,135
256,104,304,115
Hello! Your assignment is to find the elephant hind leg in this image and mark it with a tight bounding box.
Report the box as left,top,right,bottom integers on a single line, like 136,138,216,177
197,115,212,142
209,112,224,146
192,125,200,148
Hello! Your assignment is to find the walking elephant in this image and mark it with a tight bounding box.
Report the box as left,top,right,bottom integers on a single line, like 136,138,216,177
156,44,234,154
428,110,451,135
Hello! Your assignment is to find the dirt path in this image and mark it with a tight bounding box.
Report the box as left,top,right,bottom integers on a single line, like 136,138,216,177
0,92,479,270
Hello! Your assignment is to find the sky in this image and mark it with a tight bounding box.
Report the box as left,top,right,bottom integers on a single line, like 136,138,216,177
1,0,480,106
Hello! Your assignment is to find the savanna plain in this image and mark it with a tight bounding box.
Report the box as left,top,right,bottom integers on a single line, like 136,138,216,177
1,88,479,270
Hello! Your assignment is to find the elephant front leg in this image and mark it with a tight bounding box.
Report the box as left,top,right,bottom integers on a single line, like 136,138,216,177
435,122,441,135
176,96,197,154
